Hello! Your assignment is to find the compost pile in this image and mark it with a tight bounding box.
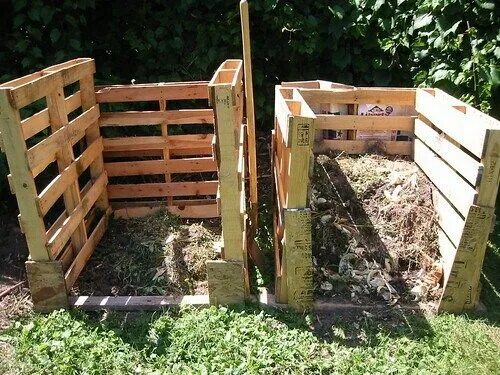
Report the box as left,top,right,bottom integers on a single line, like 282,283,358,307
74,210,220,296
311,153,442,305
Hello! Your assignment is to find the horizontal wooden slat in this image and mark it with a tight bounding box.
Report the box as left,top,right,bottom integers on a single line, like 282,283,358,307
300,88,416,106
95,81,209,102
111,199,217,209
47,172,108,258
102,134,213,152
112,203,218,219
103,146,213,158
70,295,210,310
415,89,487,158
315,115,415,132
65,208,111,289
414,139,476,217
104,157,216,176
9,59,95,109
107,181,217,199
99,109,214,126
21,91,82,140
37,137,103,215
414,119,482,186
314,139,412,155
27,105,100,173
433,189,465,247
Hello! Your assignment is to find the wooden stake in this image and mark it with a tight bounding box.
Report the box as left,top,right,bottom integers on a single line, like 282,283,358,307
240,0,258,227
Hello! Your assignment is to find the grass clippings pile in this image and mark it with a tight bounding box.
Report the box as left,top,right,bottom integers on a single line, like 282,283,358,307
311,153,442,306
74,210,220,296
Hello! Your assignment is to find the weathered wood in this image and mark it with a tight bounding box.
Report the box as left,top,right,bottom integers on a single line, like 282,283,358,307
283,209,313,311
415,119,482,186
414,139,477,217
314,139,412,156
102,134,213,152
476,129,500,206
433,189,465,247
0,90,50,261
416,89,487,158
46,85,88,255
300,88,416,106
240,0,259,228
315,114,415,132
104,157,217,177
25,260,68,311
99,109,214,126
107,181,217,199
95,81,209,102
112,203,218,219
439,205,495,312
65,208,111,289
70,295,210,310
80,74,110,212
207,260,246,305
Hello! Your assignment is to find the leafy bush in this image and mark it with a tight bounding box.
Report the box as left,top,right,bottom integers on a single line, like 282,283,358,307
0,0,498,206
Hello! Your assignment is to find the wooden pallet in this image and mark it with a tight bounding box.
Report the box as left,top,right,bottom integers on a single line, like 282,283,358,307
273,81,500,313
0,58,251,311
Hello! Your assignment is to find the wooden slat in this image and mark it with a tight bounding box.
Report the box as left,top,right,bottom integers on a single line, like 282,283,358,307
107,181,218,199
415,119,482,186
37,137,103,215
414,139,476,217
95,82,209,102
0,90,50,261
433,189,466,247
300,88,416,106
103,146,213,158
47,172,108,258
65,208,111,289
477,129,500,206
207,260,246,305
99,109,214,126
102,134,213,152
9,59,95,109
27,105,100,172
416,89,487,158
70,295,210,310
314,139,412,155
112,203,218,219
21,91,82,140
104,157,216,177
315,114,415,131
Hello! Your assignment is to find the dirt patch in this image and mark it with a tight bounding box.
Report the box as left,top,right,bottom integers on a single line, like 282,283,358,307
74,210,220,296
311,152,442,307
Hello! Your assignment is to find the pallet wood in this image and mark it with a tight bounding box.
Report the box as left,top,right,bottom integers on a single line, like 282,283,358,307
104,157,217,176
99,109,214,126
0,91,50,261
207,260,246,305
112,203,218,219
107,181,217,199
315,114,415,131
25,261,68,312
95,82,209,102
70,295,209,310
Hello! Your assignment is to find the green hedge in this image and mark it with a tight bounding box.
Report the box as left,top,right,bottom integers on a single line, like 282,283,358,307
0,0,498,199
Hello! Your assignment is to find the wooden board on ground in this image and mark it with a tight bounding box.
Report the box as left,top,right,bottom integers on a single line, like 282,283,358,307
206,260,246,305
70,295,210,310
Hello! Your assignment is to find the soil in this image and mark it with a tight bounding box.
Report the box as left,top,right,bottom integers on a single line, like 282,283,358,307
73,210,221,296
311,152,442,308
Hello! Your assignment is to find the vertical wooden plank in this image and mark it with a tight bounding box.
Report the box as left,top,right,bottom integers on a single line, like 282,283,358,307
283,209,313,310
206,260,246,305
79,74,110,211
210,84,245,262
476,129,500,207
439,205,495,312
160,100,173,206
25,260,68,311
286,115,314,208
239,0,259,227
47,85,87,253
0,90,50,261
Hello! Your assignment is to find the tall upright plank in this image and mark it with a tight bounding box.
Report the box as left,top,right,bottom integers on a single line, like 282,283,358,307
0,90,49,261
240,0,258,226
46,84,88,254
80,73,110,211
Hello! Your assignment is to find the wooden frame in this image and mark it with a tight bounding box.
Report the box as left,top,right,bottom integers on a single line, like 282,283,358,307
0,58,252,311
273,81,500,313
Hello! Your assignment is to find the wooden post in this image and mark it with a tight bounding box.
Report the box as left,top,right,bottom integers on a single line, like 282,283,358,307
0,89,68,310
240,0,258,227
79,74,110,211
159,99,173,207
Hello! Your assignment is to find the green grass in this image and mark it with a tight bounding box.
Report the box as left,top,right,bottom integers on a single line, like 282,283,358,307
0,305,498,375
